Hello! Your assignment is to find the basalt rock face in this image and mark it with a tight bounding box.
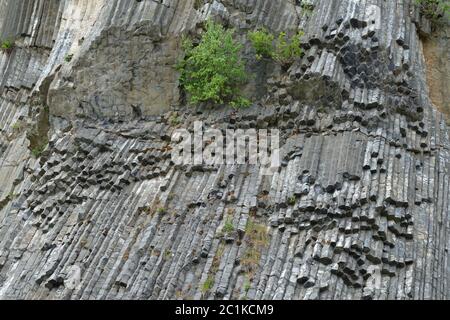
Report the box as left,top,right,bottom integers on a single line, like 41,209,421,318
0,0,449,300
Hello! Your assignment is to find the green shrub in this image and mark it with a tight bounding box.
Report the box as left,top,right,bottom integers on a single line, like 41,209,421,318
248,28,275,60
248,29,303,67
178,20,250,108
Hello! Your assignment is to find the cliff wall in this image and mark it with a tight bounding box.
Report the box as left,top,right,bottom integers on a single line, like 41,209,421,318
0,0,449,300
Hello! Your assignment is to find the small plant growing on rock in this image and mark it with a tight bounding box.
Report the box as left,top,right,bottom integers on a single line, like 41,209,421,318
31,139,48,158
288,196,296,205
249,29,303,67
11,120,24,131
244,277,251,293
177,20,250,108
194,0,205,10
301,0,315,16
168,112,180,126
223,217,235,233
202,275,214,293
241,219,269,276
274,31,303,67
157,207,167,215
416,0,450,28
0,39,15,54
7,190,16,201
64,54,74,62
164,249,172,260
248,28,275,60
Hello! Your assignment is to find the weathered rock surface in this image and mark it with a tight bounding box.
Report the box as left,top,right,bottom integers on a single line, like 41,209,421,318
0,0,449,300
